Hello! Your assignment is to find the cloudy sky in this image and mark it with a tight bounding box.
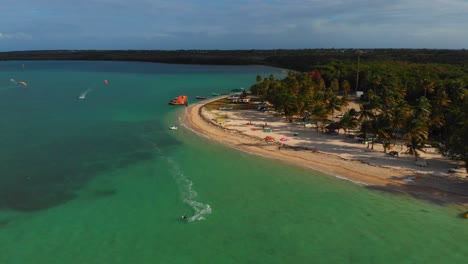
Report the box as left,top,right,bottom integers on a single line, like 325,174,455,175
1,0,467,51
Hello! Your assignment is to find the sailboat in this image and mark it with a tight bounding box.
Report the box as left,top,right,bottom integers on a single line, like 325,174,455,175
78,89,91,99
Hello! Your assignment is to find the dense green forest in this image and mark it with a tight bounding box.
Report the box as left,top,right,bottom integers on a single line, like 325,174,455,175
1,49,467,171
1,49,468,71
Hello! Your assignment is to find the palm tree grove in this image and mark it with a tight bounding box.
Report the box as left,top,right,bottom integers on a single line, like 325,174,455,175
250,60,468,172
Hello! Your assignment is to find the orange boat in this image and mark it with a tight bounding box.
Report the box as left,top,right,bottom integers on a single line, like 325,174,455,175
168,95,188,105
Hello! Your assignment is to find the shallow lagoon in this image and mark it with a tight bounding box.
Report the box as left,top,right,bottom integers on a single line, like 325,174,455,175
0,61,466,264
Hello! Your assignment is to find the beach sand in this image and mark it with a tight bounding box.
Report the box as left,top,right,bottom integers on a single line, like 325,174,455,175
183,97,468,206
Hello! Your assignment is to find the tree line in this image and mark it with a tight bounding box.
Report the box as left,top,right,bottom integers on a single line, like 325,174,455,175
2,49,468,70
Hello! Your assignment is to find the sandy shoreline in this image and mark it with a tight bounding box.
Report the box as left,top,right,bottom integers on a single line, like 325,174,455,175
182,97,468,207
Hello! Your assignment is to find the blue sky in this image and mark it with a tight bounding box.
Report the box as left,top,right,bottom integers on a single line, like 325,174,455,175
1,0,467,51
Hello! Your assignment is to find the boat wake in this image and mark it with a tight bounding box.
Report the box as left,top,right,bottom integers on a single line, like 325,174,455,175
141,132,211,223
166,158,212,222
78,88,92,99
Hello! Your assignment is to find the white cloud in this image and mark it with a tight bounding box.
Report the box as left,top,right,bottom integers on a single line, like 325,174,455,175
1,0,468,49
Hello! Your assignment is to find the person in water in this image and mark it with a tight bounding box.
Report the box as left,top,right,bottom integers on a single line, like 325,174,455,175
182,214,187,219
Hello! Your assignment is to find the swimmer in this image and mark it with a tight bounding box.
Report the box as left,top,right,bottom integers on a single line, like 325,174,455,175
182,214,187,219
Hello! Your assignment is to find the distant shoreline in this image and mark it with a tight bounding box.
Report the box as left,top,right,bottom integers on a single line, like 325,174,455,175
183,97,468,207
2,49,468,71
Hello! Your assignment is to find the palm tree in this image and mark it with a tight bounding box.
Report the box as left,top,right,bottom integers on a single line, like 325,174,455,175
276,86,299,122
325,94,342,119
358,103,375,122
414,96,431,121
341,80,351,97
309,104,328,132
406,135,426,161
401,96,431,160
447,79,466,102
372,115,392,152
340,110,358,135
329,78,340,93
360,120,374,148
383,141,392,153
366,90,382,116
421,78,435,97
368,69,382,93
388,99,411,149
404,118,429,160
442,88,468,172
429,86,450,137
340,95,349,110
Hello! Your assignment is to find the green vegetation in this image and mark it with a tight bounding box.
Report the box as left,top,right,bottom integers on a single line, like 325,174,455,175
2,49,468,70
250,61,468,171
205,99,234,111
205,98,254,111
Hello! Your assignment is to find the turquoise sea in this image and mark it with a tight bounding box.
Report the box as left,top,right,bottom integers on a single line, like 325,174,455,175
0,61,467,264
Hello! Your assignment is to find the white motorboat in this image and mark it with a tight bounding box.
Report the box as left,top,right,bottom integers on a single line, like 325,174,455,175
78,89,91,99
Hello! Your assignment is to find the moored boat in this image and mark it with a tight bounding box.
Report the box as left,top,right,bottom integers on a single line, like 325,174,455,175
169,95,188,105
195,96,206,100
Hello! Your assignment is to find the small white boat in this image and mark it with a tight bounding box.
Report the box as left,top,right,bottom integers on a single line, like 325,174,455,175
169,126,178,130
78,89,91,99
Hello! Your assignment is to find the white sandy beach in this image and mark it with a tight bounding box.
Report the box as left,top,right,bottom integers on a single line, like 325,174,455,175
183,97,468,206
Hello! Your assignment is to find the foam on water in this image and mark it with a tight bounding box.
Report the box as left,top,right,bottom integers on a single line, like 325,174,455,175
166,158,212,222
142,132,211,222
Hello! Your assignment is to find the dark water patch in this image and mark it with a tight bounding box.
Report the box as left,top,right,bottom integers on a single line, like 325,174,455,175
0,218,13,228
113,150,156,170
3,183,77,212
90,189,117,199
0,120,181,212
